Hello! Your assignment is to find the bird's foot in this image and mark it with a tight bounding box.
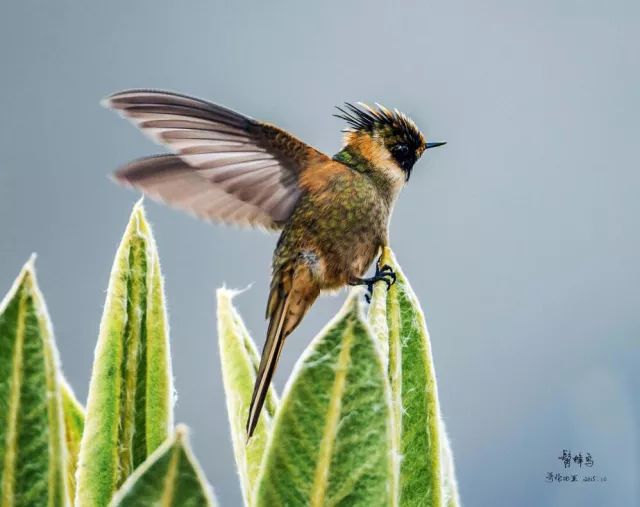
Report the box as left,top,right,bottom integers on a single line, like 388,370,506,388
349,264,397,303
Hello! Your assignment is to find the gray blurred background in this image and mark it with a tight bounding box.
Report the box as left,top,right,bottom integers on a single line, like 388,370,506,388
1,1,638,505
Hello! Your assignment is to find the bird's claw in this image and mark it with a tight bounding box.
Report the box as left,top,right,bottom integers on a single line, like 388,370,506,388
351,264,397,303
376,264,397,288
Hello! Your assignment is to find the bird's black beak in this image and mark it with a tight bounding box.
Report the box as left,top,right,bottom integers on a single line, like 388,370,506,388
426,142,447,149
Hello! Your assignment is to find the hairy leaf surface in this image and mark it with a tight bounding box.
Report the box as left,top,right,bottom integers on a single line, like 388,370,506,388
376,247,456,507
60,379,84,505
440,422,461,507
109,426,216,507
75,201,174,507
0,258,68,506
255,293,393,507
217,289,278,506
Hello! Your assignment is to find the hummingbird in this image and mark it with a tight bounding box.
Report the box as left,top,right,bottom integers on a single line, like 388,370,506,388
103,90,445,437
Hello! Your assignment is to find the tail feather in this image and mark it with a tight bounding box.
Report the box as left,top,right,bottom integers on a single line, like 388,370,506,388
246,262,319,438
246,296,290,437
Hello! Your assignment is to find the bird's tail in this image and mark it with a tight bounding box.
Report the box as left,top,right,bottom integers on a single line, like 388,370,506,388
246,264,319,438
246,297,289,438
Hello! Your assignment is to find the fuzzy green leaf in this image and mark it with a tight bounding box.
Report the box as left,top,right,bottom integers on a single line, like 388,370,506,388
255,292,393,507
374,247,460,507
440,422,461,507
367,274,391,367
60,379,84,506
109,425,217,507
75,201,174,507
0,257,68,506
367,259,399,505
216,288,278,506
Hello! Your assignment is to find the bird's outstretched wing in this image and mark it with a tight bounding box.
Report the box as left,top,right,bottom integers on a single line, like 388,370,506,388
104,89,330,230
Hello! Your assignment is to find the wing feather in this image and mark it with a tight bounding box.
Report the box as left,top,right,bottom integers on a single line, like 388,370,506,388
114,155,278,230
105,89,331,228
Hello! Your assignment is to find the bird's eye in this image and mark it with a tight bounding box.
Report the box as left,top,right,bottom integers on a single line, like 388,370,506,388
391,143,412,165
392,144,409,157
390,143,417,177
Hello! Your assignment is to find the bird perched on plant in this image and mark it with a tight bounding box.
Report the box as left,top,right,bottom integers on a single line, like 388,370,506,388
103,90,445,437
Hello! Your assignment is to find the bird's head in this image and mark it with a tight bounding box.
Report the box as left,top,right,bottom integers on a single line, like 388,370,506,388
335,102,445,182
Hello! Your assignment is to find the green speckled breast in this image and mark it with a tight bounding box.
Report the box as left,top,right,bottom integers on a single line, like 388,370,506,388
274,169,389,287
